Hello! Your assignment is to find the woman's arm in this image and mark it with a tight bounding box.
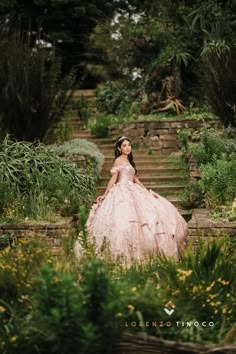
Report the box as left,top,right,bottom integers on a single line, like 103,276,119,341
96,162,120,203
96,173,118,203
133,175,146,189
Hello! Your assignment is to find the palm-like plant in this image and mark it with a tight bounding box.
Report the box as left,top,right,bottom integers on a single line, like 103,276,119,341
157,95,186,115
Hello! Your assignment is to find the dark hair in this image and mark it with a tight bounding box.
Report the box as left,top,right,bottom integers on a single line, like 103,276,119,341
114,136,137,175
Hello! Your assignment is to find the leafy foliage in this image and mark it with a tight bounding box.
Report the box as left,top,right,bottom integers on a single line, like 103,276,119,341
0,243,121,354
1,236,235,351
201,48,236,127
0,29,76,142
179,181,205,209
0,136,96,221
88,0,236,118
200,157,236,208
185,128,236,209
88,12,196,114
95,81,136,116
0,0,128,74
190,129,235,166
186,0,236,127
89,115,116,138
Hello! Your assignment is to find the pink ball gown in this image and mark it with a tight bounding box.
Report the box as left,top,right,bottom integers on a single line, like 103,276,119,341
84,160,188,264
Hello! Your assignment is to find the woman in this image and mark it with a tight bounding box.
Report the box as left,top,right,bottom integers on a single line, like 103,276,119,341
81,136,188,264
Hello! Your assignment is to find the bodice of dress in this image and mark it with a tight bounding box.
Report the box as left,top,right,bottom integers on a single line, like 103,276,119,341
110,161,135,183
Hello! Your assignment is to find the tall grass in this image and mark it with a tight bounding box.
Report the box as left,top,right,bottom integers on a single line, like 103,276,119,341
0,136,96,222
0,28,76,142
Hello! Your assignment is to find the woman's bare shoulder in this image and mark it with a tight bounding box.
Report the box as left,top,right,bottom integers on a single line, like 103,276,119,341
112,157,124,167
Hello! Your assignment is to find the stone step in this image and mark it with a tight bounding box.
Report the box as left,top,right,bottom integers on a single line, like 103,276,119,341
101,167,184,175
98,150,165,157
72,135,115,144
99,176,185,184
102,161,181,169
103,156,172,162
95,190,182,207
97,185,184,195
72,133,92,139
72,89,95,99
98,146,150,152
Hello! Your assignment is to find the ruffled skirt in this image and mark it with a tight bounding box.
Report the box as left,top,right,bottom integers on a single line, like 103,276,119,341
75,181,188,264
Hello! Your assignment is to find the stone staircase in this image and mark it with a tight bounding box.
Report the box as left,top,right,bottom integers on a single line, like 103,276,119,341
71,96,236,250
73,126,187,210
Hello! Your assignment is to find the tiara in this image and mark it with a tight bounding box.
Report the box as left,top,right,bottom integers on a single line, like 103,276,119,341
117,136,128,142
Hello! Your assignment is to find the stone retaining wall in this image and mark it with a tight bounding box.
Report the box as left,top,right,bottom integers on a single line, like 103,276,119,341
188,209,236,249
0,216,79,254
109,119,221,154
67,155,87,168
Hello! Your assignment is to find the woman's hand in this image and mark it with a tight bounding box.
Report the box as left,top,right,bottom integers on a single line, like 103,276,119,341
96,195,105,204
149,189,159,198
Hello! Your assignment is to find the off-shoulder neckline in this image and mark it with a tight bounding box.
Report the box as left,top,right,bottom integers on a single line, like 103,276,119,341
117,160,129,167
111,160,133,171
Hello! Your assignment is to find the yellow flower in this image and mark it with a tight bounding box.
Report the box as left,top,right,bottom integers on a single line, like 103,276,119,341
177,269,192,276
220,280,229,285
206,281,216,292
127,304,135,312
192,285,198,294
214,309,218,314
0,306,5,313
179,276,186,282
131,287,137,292
172,289,180,295
10,336,17,342
116,313,123,317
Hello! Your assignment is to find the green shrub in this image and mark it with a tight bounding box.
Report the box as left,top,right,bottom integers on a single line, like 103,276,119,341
179,181,205,209
95,82,133,116
51,138,104,175
0,246,121,354
200,157,236,208
0,136,96,222
89,115,114,138
182,128,236,209
190,129,226,166
0,233,15,251
178,128,191,153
